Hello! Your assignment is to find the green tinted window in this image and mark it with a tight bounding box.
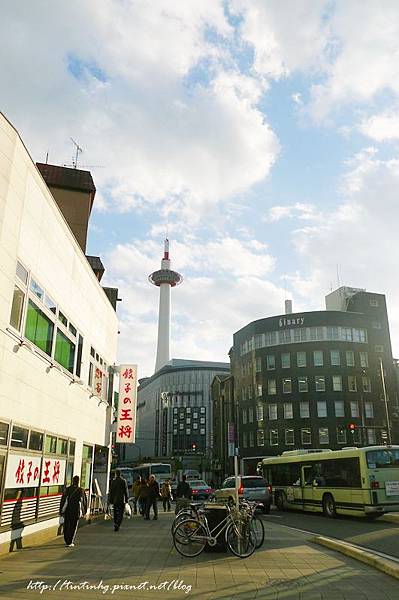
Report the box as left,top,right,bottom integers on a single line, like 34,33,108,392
54,329,75,372
25,300,54,355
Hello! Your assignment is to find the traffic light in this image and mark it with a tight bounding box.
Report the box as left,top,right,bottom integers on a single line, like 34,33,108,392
348,423,357,434
192,443,197,451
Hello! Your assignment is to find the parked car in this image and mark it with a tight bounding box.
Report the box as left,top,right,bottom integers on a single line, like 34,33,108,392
214,475,272,513
188,480,215,500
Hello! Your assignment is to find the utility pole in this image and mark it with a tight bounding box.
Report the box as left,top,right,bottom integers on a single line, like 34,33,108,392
379,357,392,445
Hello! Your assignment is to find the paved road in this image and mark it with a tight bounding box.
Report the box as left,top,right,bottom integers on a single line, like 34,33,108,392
263,509,399,559
1,511,399,599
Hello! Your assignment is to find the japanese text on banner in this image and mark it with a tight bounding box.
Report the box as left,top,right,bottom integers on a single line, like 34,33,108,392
116,364,137,444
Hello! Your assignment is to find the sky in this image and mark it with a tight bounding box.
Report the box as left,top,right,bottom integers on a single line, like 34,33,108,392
2,0,399,378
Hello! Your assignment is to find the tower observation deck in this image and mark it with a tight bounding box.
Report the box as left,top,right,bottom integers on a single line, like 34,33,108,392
149,239,182,372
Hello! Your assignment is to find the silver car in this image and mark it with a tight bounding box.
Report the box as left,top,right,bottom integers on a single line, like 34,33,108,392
214,475,272,513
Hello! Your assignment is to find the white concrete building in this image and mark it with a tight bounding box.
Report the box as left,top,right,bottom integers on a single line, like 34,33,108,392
0,113,118,550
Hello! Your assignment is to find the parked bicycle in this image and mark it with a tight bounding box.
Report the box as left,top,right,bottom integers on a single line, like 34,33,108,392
172,503,256,558
239,500,265,548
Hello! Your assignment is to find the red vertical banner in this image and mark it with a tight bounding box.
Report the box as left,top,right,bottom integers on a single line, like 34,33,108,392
116,364,137,444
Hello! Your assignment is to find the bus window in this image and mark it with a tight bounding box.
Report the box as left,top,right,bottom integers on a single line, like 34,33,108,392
366,449,399,469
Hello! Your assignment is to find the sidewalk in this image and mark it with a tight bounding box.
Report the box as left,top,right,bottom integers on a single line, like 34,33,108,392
0,511,398,600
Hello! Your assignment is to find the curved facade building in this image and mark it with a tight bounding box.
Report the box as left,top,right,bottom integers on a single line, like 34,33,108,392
233,287,398,467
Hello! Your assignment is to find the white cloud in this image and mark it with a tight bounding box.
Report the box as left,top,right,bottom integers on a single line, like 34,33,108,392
0,1,279,224
266,203,320,223
360,110,399,141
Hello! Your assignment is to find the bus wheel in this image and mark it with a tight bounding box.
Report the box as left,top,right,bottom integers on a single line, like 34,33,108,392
322,494,337,518
275,492,287,511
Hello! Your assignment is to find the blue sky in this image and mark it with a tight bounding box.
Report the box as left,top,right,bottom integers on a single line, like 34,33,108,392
2,0,399,376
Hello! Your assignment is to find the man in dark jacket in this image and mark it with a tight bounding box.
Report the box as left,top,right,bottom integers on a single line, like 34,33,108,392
60,475,88,547
145,475,159,520
109,469,129,531
175,475,192,514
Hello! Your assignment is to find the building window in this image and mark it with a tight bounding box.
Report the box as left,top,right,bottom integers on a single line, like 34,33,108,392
200,417,205,424
179,423,184,430
186,428,190,434
317,401,327,418
362,377,371,393
297,351,306,367
268,379,277,395
296,376,307,393
249,431,254,447
285,429,294,445
25,299,54,356
337,427,347,444
375,345,384,353
350,401,359,418
283,378,292,394
332,375,343,392
268,404,277,420
243,432,248,448
255,357,262,372
10,285,25,331
301,428,311,445
330,350,340,366
300,402,310,418
281,353,290,368
200,407,206,413
193,423,198,430
186,418,191,424
284,403,293,419
365,402,374,418
11,425,29,448
334,401,345,417
370,298,379,307
248,408,254,423
200,428,205,435
0,422,9,446
313,350,323,367
257,429,265,446
315,376,325,392
256,404,264,421
360,352,369,368
319,428,329,445
367,429,377,444
266,355,275,370
346,351,355,367
242,408,247,424
257,384,263,397
173,429,177,435
54,329,76,373
342,327,352,342
248,385,253,400
45,434,57,453
348,376,357,392
270,430,278,446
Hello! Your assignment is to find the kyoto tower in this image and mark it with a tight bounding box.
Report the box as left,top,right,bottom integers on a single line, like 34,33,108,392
149,239,183,372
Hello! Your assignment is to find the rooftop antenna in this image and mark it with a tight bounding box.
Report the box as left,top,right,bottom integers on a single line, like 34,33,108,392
45,150,49,164
70,138,83,169
336,264,341,288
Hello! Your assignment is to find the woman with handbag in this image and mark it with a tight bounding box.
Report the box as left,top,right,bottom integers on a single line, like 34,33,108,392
60,475,88,547
108,469,129,531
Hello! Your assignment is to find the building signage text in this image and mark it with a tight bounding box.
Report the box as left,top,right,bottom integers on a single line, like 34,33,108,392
279,317,305,327
116,364,137,444
5,454,66,489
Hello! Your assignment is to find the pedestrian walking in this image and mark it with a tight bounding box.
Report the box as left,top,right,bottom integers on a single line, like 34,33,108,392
175,475,192,514
108,469,129,531
138,477,149,516
160,479,173,512
145,474,159,520
60,475,88,547
132,476,142,515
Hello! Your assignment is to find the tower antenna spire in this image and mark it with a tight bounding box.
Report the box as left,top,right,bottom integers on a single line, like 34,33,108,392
149,239,183,372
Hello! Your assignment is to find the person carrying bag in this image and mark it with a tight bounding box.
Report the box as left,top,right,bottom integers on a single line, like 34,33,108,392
108,469,129,531
60,475,88,547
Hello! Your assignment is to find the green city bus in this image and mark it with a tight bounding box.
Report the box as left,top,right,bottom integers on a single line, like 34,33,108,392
260,446,399,518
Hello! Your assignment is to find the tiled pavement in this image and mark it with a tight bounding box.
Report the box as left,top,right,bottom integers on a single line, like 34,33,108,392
0,511,398,600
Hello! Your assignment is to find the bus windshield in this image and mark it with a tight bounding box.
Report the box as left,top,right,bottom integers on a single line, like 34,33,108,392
151,464,170,475
366,449,399,469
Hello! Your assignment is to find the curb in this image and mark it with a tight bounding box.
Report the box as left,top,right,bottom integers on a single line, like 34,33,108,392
380,514,399,524
312,535,399,581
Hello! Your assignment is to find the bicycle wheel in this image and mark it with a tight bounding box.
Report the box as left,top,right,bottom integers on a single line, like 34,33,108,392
173,519,206,557
226,521,256,558
250,516,264,548
171,510,192,534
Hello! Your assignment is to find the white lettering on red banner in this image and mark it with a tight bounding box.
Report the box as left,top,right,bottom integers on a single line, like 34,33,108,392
5,454,42,488
40,457,66,485
116,364,137,444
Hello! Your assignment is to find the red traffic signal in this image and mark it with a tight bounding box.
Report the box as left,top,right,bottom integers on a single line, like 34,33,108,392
348,423,357,432
192,443,197,451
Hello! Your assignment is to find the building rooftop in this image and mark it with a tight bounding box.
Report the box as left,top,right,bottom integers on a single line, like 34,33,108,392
36,163,96,196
